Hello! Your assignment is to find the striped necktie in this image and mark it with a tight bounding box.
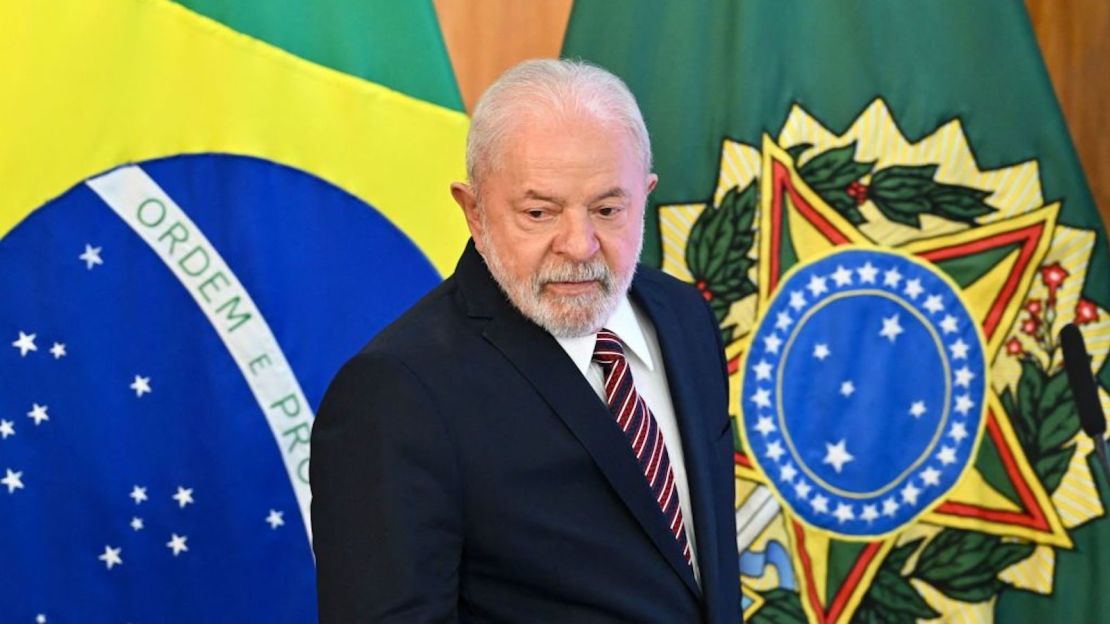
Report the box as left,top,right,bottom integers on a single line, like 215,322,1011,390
592,328,691,564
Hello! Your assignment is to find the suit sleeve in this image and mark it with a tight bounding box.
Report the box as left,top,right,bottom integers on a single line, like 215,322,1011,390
310,352,463,623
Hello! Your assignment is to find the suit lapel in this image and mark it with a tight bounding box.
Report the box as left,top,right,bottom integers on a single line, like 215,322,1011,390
632,279,725,609
455,244,700,597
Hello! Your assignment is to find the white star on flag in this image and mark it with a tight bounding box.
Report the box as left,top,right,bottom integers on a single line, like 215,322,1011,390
79,244,104,270
775,311,793,330
794,481,812,499
806,274,829,297
904,278,924,299
937,446,957,465
2,468,24,493
0,419,14,439
27,403,49,426
823,439,855,473
909,401,926,418
755,416,776,436
789,290,807,310
173,486,194,508
130,485,148,504
901,481,921,505
861,504,879,523
857,262,879,284
266,509,285,529
883,267,903,287
949,421,969,443
98,545,122,570
955,366,975,387
882,497,900,517
167,533,189,556
921,467,942,486
36,615,46,624
811,494,830,514
130,375,152,397
765,441,785,461
939,315,959,334
955,394,975,415
752,360,773,381
831,265,853,286
879,314,904,342
130,517,144,531
840,380,856,397
834,502,855,524
50,342,67,359
762,334,782,354
949,338,970,360
12,331,37,356
813,343,831,361
923,295,945,314
779,463,798,482
751,388,772,409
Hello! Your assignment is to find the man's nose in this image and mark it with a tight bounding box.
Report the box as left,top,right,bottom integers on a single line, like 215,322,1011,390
552,210,600,261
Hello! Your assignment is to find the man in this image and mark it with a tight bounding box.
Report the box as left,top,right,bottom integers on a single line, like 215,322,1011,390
311,59,739,623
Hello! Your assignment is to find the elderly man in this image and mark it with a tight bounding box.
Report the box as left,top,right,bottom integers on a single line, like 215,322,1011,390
311,59,739,623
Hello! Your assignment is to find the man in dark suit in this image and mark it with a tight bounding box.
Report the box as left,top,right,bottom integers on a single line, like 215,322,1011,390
311,59,740,623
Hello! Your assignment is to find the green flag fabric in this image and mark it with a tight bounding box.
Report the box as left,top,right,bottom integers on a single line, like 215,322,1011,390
564,2,1110,622
172,0,465,111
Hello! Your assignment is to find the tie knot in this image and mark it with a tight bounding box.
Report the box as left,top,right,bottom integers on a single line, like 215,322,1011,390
593,328,626,367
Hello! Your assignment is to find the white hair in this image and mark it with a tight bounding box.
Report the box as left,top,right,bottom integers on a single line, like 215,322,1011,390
466,58,652,192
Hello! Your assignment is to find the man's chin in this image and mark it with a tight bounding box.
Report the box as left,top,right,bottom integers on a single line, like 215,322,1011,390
531,295,616,339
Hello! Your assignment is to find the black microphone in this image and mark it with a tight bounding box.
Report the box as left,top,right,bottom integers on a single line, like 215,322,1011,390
1059,323,1109,485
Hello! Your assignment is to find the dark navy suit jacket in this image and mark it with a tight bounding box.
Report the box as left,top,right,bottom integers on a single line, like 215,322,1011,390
311,241,740,623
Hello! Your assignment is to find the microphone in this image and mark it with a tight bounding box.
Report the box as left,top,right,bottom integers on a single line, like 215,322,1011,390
1059,323,1109,485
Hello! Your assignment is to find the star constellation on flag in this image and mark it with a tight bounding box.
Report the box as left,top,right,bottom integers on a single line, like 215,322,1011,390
742,249,987,535
0,154,447,621
1,219,302,615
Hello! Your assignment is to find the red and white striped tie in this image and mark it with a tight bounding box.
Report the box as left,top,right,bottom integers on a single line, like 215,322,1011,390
593,328,691,564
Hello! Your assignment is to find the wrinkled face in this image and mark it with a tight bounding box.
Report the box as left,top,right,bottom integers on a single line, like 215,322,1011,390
452,112,656,338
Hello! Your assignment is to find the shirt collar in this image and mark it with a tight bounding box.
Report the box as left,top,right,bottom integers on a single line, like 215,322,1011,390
554,295,656,376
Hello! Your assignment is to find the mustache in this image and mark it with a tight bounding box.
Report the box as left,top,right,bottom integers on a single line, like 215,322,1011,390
533,259,613,294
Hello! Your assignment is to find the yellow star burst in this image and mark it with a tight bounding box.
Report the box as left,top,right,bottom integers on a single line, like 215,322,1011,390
659,100,1110,623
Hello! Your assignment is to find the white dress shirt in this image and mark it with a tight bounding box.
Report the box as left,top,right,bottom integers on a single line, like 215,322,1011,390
553,295,700,583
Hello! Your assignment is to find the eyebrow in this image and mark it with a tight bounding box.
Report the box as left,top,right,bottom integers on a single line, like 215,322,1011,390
522,190,564,206
589,187,628,203
517,184,630,206
520,187,628,205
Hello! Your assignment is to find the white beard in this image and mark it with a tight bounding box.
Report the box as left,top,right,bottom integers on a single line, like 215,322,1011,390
476,218,641,338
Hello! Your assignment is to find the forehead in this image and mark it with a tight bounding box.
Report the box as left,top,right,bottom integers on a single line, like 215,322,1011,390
490,112,643,188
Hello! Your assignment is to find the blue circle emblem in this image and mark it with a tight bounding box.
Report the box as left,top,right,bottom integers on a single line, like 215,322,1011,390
742,248,986,536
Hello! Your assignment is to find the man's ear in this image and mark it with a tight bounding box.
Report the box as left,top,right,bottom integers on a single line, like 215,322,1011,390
646,173,658,195
450,182,483,250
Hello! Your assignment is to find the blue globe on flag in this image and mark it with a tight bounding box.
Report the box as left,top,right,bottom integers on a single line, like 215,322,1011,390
742,248,988,537
0,155,441,622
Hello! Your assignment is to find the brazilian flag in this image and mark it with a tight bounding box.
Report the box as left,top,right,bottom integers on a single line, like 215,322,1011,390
0,1,467,621
564,1,1110,623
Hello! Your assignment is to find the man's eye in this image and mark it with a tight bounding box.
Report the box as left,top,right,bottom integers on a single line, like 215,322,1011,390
597,206,621,217
526,209,546,219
